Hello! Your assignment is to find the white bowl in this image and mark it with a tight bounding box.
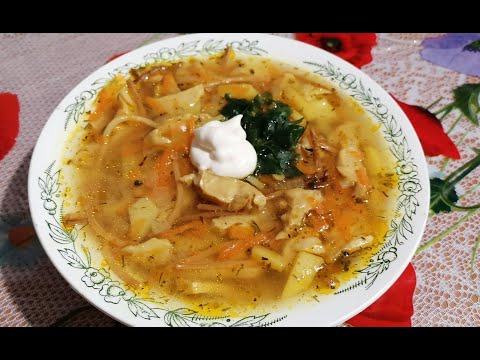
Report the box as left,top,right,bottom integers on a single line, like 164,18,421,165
28,33,429,327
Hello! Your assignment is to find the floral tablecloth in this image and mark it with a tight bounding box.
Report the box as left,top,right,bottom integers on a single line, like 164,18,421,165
1,33,479,327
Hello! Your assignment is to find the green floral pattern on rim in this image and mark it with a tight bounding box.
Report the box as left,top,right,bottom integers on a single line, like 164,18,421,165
304,61,422,292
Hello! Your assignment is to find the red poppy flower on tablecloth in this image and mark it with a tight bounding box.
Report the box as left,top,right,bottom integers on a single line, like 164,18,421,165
295,33,377,68
8,225,36,248
105,52,128,64
347,263,416,327
0,93,20,161
392,95,461,159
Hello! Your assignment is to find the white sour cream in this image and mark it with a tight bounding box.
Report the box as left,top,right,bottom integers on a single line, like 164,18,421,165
190,115,257,178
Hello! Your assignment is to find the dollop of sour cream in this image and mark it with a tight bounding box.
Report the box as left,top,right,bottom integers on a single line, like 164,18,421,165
190,114,257,178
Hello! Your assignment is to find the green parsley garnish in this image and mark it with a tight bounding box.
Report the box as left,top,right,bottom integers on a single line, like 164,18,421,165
220,92,305,178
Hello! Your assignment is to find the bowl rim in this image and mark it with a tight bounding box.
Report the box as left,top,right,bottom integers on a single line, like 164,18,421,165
28,33,430,327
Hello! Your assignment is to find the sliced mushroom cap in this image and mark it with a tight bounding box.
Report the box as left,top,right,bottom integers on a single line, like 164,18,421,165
191,170,266,211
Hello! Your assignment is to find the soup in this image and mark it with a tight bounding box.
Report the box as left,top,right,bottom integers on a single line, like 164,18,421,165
64,48,397,311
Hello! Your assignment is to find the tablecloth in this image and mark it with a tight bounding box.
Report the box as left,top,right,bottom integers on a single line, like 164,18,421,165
1,33,479,326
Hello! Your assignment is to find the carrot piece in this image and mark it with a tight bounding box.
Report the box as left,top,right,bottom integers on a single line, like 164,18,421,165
306,210,330,233
335,211,353,242
144,96,165,113
154,148,175,189
162,73,180,94
157,219,204,238
227,225,255,240
176,147,195,175
169,116,196,153
321,191,337,212
188,221,210,238
187,116,196,131
296,159,317,175
88,84,120,123
356,166,369,187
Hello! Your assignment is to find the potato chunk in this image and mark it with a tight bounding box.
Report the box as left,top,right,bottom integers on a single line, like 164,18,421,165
282,251,325,298
271,73,335,122
128,198,159,240
122,237,173,266
251,245,285,272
